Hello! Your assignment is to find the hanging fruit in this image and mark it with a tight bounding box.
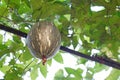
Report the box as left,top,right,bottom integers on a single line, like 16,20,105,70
26,21,61,65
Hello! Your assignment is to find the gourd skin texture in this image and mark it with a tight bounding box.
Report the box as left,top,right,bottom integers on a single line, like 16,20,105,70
27,21,61,60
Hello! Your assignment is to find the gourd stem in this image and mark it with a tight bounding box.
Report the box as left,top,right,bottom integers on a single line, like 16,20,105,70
42,55,47,65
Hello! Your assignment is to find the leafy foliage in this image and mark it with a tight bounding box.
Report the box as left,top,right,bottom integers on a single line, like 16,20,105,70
0,0,120,80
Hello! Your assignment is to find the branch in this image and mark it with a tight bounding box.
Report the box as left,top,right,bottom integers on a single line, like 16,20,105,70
60,46,120,69
0,24,120,70
0,24,27,38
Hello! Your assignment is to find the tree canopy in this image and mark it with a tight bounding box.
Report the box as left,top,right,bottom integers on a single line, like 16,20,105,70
0,0,120,80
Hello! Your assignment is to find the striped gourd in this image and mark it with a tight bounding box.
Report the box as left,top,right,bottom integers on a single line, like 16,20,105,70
26,21,61,65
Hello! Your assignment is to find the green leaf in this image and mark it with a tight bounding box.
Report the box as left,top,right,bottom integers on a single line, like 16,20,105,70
19,23,30,33
30,66,38,80
54,53,63,64
0,44,9,57
54,69,65,80
13,35,21,43
4,39,12,46
19,48,33,63
106,69,120,80
0,34,3,43
65,67,82,79
9,59,16,65
32,3,51,19
18,2,32,14
91,63,108,73
77,58,87,64
39,63,47,78
0,66,10,73
4,66,23,80
62,35,71,46
14,64,24,69
47,59,52,66
12,13,24,23
32,10,41,20
85,71,93,80
8,42,23,53
0,57,5,67
51,2,70,15
72,36,78,48
5,0,21,9
30,0,42,10
76,68,83,74
65,67,74,74
0,0,8,17
59,15,69,24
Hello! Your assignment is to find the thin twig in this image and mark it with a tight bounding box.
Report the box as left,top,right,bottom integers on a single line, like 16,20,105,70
23,58,35,72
